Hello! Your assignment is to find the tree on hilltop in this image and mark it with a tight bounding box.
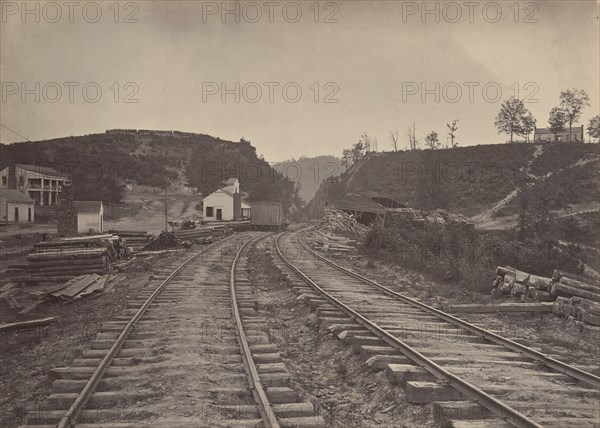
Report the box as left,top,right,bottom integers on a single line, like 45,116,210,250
495,97,534,143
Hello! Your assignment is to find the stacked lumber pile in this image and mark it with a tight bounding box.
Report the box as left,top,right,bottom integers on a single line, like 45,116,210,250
226,220,251,231
174,226,215,243
13,235,124,283
310,229,358,254
213,224,229,238
109,230,153,251
141,231,192,251
385,208,425,230
492,266,600,327
321,209,368,240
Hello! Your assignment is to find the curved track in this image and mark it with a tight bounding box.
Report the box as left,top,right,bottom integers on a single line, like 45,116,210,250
274,228,600,428
21,232,324,428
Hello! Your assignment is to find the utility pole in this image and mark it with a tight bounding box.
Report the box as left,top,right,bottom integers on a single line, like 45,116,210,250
164,185,168,232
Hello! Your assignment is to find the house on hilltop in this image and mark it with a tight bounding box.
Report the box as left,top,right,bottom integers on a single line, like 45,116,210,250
202,178,251,221
534,125,584,143
0,164,69,206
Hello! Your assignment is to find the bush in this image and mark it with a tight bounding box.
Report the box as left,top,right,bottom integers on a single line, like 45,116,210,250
362,223,582,294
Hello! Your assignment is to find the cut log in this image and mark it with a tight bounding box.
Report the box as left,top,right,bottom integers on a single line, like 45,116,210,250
60,234,115,241
27,249,106,262
559,276,600,293
511,283,526,297
34,238,116,248
27,263,107,274
12,275,77,284
531,290,555,302
552,270,600,287
552,297,570,317
550,282,600,302
495,266,529,284
447,303,554,313
578,298,600,316
492,275,503,289
528,275,552,291
582,310,600,327
0,316,58,332
26,257,108,268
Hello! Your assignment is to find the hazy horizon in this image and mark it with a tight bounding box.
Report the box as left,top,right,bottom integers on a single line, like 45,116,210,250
2,1,599,162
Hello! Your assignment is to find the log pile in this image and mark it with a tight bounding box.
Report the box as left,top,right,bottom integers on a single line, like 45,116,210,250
385,208,474,232
109,230,153,251
13,235,126,282
321,209,368,240
174,226,215,244
310,229,358,254
492,266,600,327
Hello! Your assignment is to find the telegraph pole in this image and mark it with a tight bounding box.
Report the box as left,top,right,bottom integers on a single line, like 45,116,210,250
164,185,168,231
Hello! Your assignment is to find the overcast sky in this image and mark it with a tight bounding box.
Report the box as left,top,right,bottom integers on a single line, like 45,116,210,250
1,0,598,161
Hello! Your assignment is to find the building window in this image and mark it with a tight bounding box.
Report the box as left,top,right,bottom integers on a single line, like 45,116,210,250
206,206,214,217
18,176,24,186
1,176,6,185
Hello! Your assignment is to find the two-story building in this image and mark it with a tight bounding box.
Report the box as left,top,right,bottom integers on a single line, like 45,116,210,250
533,125,584,143
0,164,70,205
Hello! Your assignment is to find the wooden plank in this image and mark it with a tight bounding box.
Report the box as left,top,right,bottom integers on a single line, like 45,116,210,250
18,298,48,315
54,274,100,299
77,275,109,297
0,283,17,298
447,303,554,313
43,276,87,297
0,316,58,332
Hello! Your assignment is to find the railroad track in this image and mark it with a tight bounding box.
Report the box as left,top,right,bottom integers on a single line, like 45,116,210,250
19,232,324,428
274,228,600,428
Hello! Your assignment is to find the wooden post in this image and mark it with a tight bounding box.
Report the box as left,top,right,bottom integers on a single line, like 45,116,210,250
164,186,168,232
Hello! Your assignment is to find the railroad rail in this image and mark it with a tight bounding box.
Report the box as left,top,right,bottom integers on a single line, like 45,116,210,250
274,228,600,428
20,232,324,427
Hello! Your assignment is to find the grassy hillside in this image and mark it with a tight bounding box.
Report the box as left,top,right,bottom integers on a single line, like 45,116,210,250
0,130,301,211
273,155,343,203
311,142,600,220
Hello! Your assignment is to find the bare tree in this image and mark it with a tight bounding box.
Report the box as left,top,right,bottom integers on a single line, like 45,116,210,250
389,131,399,151
406,122,419,150
447,119,459,148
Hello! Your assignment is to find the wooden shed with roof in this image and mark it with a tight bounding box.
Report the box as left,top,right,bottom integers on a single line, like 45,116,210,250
73,201,104,234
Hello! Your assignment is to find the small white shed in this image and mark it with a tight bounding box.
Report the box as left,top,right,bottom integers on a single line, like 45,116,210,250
73,201,104,234
0,189,35,223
